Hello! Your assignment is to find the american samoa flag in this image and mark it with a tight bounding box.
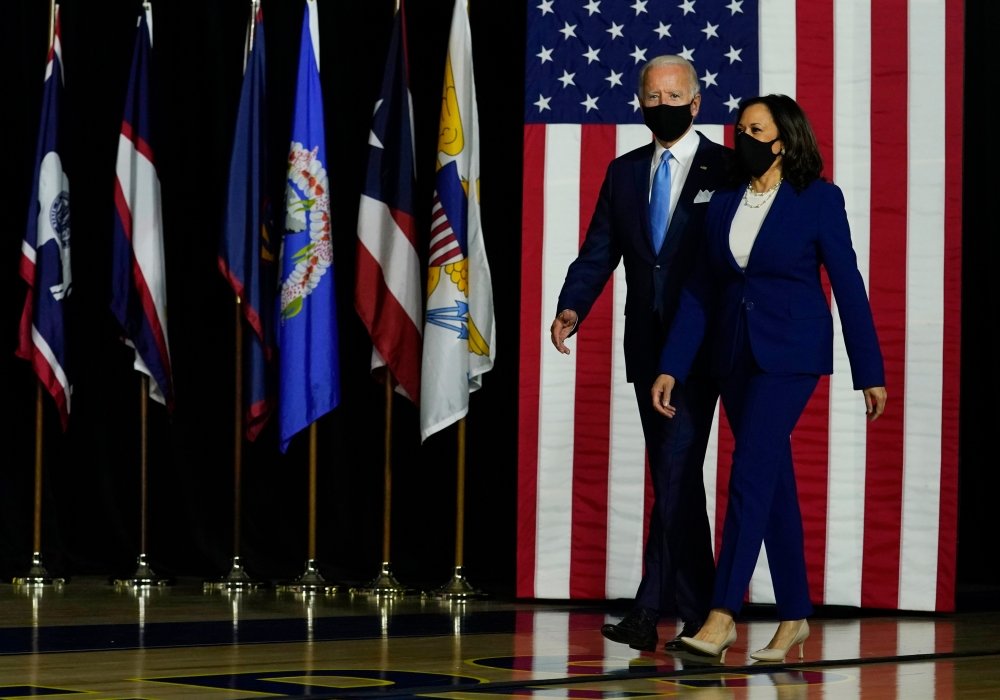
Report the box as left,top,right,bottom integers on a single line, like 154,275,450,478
111,7,174,410
277,0,340,453
355,2,422,405
517,0,962,613
17,5,72,430
419,0,496,443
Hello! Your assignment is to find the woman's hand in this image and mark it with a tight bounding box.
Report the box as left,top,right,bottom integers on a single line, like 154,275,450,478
863,386,887,422
651,374,678,418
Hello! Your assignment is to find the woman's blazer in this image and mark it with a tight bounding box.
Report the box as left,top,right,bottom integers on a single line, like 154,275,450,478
659,178,885,391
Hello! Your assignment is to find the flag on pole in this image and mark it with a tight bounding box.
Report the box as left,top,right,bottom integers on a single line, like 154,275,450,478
111,7,174,410
419,0,496,442
277,0,339,453
218,3,275,441
355,3,422,404
16,5,71,430
517,0,962,612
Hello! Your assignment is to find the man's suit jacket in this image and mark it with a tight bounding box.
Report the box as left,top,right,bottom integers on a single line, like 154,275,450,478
659,178,885,390
556,132,733,384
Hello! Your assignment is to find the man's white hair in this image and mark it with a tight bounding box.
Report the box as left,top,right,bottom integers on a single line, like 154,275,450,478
637,55,700,98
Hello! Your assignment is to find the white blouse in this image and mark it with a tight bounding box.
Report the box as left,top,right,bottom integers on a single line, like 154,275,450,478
730,185,779,269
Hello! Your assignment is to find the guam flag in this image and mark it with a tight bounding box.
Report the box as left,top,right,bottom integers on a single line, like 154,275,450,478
17,5,72,430
277,0,339,453
419,0,496,442
111,8,173,409
355,2,422,404
218,3,275,441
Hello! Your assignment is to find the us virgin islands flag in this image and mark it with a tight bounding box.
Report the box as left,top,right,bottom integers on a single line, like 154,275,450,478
17,5,72,430
277,0,339,453
419,0,496,443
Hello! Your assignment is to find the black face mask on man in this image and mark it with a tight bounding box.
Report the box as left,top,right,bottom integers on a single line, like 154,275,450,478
641,102,694,144
735,131,781,178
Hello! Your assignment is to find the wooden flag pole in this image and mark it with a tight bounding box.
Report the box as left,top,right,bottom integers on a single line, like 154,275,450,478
350,370,414,596
232,303,244,553
13,384,61,585
309,423,317,561
205,297,261,591
382,377,392,561
429,417,485,599
115,375,168,587
455,417,465,567
140,376,148,555
278,423,336,594
32,384,44,557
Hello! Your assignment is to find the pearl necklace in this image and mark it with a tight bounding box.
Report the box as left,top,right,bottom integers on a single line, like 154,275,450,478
742,178,782,208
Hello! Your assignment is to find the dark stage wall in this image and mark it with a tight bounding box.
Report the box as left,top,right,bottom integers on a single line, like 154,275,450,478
0,1,995,603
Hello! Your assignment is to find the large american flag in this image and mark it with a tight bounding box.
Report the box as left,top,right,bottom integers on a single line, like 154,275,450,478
517,0,963,612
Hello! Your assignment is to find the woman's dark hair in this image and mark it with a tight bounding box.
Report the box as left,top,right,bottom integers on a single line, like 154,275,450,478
734,94,823,190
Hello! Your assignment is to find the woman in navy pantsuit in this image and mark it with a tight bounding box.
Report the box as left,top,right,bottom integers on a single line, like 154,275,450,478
651,94,887,663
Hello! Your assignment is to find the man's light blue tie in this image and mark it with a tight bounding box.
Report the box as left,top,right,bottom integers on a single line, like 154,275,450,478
649,150,671,253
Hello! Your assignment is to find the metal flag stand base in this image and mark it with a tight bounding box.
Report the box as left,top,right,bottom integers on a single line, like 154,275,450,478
425,566,486,601
113,553,172,588
203,556,266,592
12,552,65,587
349,561,416,598
276,559,339,595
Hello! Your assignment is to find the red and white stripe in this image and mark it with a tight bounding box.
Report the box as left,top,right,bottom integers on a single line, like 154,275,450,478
428,193,462,267
517,0,962,612
113,120,172,404
355,194,423,402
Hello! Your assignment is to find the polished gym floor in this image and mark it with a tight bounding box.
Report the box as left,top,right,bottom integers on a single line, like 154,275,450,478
1,574,999,699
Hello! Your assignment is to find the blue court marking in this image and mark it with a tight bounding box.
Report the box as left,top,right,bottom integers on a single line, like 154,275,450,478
0,609,520,655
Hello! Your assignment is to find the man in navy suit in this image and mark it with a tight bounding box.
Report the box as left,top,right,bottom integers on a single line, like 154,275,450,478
550,55,733,652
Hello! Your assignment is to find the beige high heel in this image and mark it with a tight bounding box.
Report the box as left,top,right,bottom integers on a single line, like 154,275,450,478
750,619,810,662
678,622,738,663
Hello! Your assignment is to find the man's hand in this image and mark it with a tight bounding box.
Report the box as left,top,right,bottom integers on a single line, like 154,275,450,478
651,374,677,418
863,386,887,422
550,309,579,354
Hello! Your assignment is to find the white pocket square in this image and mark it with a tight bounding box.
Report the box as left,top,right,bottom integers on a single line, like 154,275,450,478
693,189,714,204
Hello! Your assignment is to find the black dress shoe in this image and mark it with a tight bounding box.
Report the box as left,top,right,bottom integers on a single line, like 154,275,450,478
663,621,702,651
600,607,658,651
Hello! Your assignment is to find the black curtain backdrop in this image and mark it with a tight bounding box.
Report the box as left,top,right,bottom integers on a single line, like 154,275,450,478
0,0,995,604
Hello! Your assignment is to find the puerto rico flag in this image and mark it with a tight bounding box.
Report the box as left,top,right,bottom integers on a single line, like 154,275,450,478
17,5,72,430
517,0,962,612
355,2,422,405
111,7,174,410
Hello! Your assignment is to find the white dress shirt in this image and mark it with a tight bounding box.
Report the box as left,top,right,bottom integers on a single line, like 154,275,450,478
649,128,700,231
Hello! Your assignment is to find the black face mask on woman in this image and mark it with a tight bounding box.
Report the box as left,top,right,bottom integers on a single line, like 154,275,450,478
735,131,781,177
641,102,694,143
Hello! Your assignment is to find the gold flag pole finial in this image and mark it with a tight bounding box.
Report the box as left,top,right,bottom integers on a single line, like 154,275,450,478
48,2,56,47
